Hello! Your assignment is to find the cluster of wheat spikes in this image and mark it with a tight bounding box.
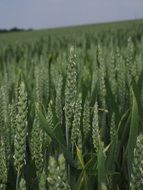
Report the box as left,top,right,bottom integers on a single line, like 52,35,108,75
0,23,143,190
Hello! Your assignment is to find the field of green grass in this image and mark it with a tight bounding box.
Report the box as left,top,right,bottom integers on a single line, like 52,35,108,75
0,19,143,190
0,19,143,44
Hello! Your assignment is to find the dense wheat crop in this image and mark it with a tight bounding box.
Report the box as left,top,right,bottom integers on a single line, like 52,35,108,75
0,20,143,190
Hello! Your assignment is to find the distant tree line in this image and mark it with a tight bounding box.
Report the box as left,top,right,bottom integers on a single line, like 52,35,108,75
0,27,33,33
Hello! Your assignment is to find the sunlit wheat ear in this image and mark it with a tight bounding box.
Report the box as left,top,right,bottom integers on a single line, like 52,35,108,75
130,134,143,190
31,111,43,177
83,98,90,139
77,130,82,152
109,50,117,97
1,86,11,164
97,45,106,107
92,101,100,153
43,100,54,148
43,63,50,104
116,49,126,113
55,75,63,124
47,100,54,129
35,65,44,104
0,137,7,190
110,113,116,141
97,45,106,138
19,178,26,190
71,93,82,146
0,89,3,135
39,171,46,190
127,37,137,81
47,156,58,190
141,86,143,108
126,37,134,71
47,154,70,190
65,46,77,146
9,101,17,147
58,154,71,190
14,82,27,174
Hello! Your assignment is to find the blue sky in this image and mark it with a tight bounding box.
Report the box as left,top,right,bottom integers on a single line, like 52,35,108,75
0,0,143,29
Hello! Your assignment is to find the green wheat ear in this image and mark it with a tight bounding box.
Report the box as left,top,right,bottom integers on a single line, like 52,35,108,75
35,65,44,104
71,93,82,146
47,154,70,190
97,45,106,106
0,86,11,165
65,46,77,146
46,100,54,129
19,178,26,190
92,101,100,153
14,82,27,174
126,37,134,74
58,154,71,190
109,50,117,97
77,130,82,153
9,101,17,149
97,45,106,138
130,134,143,190
0,137,7,190
39,171,46,190
83,98,90,139
55,74,63,124
47,156,58,190
110,113,116,141
31,111,44,177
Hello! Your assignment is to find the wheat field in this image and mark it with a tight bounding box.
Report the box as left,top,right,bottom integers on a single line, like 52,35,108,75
0,20,143,190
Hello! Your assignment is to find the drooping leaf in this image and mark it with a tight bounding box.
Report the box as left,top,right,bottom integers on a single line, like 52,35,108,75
36,103,74,166
76,145,85,169
106,135,118,171
97,142,107,190
125,87,139,177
